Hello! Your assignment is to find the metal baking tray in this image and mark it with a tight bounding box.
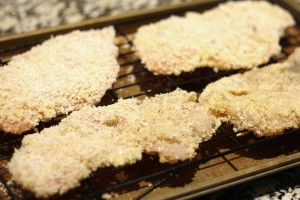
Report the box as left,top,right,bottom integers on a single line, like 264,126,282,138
1,0,300,199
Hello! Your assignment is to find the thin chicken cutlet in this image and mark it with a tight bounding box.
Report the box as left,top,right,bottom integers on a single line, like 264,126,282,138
0,27,119,134
134,1,294,75
200,48,300,137
9,89,219,197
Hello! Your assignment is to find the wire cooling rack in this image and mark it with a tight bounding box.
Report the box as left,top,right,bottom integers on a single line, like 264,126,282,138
1,1,300,199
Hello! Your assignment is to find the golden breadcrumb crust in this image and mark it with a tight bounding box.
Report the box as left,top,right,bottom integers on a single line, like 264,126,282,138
134,1,294,75
200,48,300,136
0,27,119,134
9,89,219,197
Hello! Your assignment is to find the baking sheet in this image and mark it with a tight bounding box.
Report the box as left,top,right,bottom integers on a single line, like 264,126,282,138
1,0,300,199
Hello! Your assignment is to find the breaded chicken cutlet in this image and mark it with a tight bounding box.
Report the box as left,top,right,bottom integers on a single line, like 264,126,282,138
200,48,300,137
0,27,119,134
9,89,219,197
134,1,294,75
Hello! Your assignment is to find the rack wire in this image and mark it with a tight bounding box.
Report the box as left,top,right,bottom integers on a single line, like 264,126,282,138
1,9,300,200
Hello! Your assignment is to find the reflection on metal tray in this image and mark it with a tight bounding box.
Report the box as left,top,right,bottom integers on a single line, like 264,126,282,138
1,0,300,199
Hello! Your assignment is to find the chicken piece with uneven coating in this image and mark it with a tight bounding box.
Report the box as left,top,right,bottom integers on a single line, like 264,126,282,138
137,90,218,163
8,89,219,198
200,48,300,137
0,27,119,134
134,1,294,75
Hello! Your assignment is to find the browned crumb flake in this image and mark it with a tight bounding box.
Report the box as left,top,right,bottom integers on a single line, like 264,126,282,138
134,1,295,75
8,89,219,197
200,48,300,137
0,27,119,134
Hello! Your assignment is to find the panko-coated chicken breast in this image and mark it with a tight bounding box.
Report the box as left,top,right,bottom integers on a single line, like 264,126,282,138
0,27,119,134
134,1,294,75
9,89,219,197
200,48,300,137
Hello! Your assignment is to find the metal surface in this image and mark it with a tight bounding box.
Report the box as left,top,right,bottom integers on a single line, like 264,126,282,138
1,0,300,199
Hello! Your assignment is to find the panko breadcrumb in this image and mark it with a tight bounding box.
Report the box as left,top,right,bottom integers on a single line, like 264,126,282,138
200,48,300,137
8,89,219,197
0,27,119,134
134,1,294,75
